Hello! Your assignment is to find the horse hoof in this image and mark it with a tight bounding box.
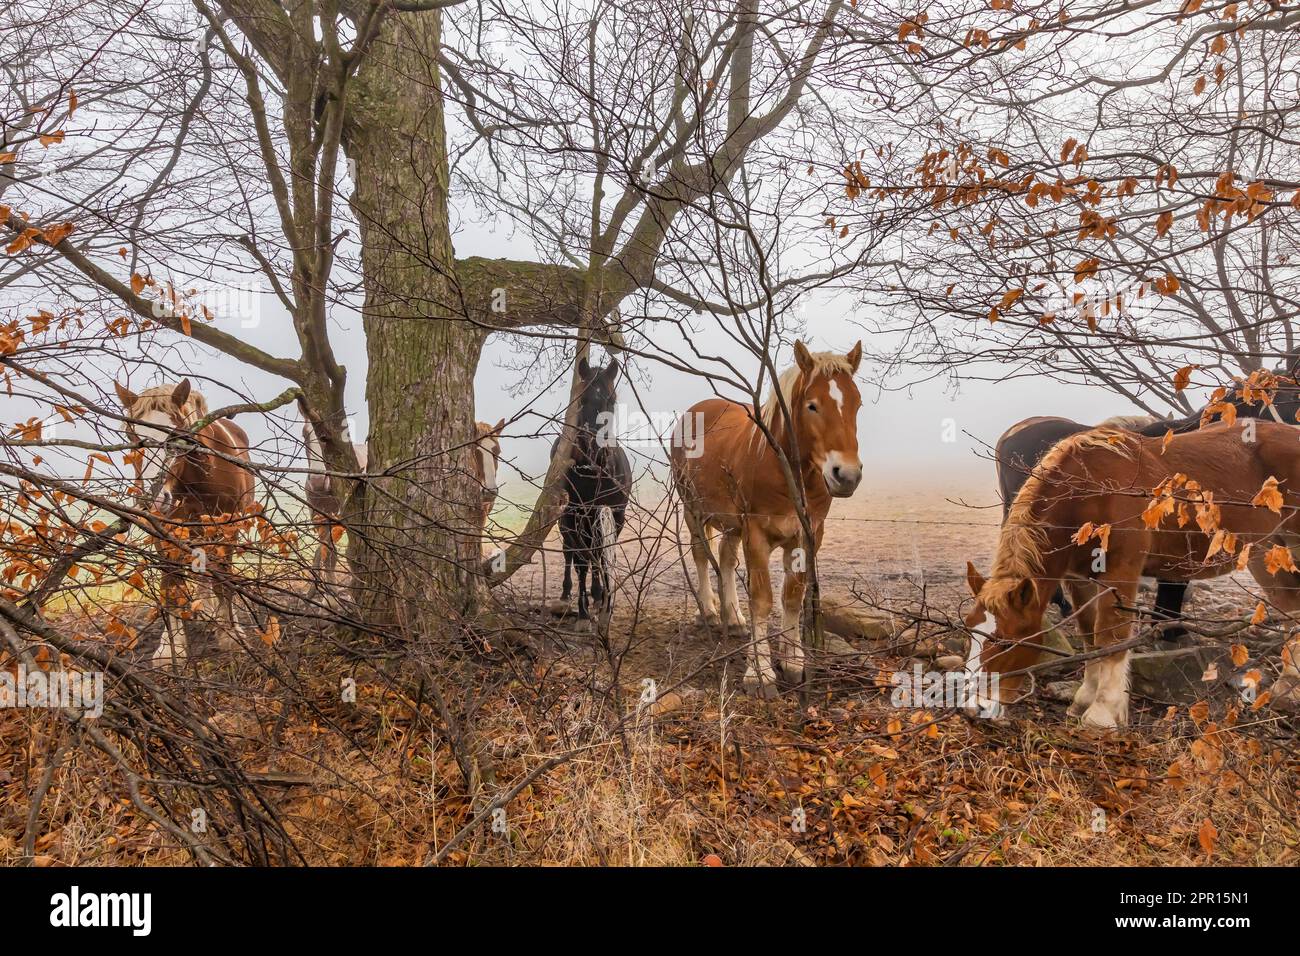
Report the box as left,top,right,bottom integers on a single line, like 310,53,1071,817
696,611,722,629
724,621,748,637
548,599,571,617
1066,699,1089,718
742,673,780,699
780,663,805,685
1079,702,1120,730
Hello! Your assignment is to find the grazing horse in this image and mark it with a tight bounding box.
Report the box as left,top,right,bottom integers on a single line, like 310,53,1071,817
115,380,255,664
553,356,631,620
966,421,1300,727
994,414,1195,631
994,373,1300,635
672,341,863,697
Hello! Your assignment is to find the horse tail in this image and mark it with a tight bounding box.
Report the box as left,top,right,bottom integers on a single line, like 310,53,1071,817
597,504,616,612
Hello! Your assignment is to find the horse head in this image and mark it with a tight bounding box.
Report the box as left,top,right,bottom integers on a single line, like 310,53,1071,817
115,378,201,513
784,340,864,498
475,419,505,500
962,562,1048,713
576,354,619,442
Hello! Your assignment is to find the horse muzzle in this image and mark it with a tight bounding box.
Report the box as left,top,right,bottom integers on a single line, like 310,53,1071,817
822,459,862,498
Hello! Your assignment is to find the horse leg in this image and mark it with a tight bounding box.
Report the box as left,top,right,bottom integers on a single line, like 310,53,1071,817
555,509,574,612
1246,550,1300,709
1078,574,1140,729
575,554,590,620
1063,579,1101,718
718,532,746,634
683,507,720,627
313,517,337,588
589,511,606,610
1051,585,1073,618
152,569,187,666
741,526,778,698
212,549,247,652
1151,580,1189,643
778,544,807,685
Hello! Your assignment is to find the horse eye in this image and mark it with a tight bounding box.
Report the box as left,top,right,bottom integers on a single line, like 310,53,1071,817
806,402,818,413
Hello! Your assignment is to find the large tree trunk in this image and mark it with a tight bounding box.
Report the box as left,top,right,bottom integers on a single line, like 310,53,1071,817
344,9,484,630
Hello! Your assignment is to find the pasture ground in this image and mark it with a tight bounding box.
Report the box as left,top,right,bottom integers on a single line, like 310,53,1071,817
3,480,1299,865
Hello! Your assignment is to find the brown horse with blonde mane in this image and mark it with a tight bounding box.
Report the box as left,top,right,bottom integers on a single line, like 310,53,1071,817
966,421,1300,728
672,341,863,697
115,379,255,665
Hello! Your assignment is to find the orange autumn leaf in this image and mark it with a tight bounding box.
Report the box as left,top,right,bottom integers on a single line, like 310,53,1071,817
40,221,73,246
1155,210,1174,237
1166,760,1185,790
1172,365,1196,391
1072,522,1094,546
1236,542,1252,571
1263,544,1297,576
260,617,280,646
331,524,345,543
1197,818,1217,857
130,273,146,295
39,131,65,147
1142,495,1175,529
1233,640,1252,664
1251,476,1283,514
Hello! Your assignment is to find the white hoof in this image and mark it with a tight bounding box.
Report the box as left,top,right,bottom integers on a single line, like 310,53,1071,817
742,668,780,699
696,609,722,628
780,661,805,685
1080,701,1120,730
152,642,186,667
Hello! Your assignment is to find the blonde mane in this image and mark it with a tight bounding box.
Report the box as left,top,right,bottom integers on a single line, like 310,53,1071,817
984,428,1135,611
1098,413,1157,430
761,351,856,429
130,384,209,427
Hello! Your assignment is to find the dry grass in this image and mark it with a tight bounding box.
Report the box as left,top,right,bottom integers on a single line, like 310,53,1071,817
5,604,1298,867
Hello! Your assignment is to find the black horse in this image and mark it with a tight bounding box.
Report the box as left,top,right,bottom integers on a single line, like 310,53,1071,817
995,371,1300,640
553,355,632,620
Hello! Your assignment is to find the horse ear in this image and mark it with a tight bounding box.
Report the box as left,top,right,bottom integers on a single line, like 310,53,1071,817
577,354,593,381
1012,577,1037,609
114,381,138,409
171,378,191,409
602,357,620,383
793,340,814,373
846,340,863,373
965,561,986,597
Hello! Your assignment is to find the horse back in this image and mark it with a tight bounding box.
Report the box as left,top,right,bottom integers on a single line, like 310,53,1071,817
995,416,1088,517
196,418,255,511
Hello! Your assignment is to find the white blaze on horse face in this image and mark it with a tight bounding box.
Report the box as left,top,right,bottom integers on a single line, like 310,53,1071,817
134,409,176,509
826,379,844,414
478,443,498,495
304,424,326,472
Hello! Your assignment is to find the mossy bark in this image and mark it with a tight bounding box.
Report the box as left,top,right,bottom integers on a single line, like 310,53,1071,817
344,10,484,629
